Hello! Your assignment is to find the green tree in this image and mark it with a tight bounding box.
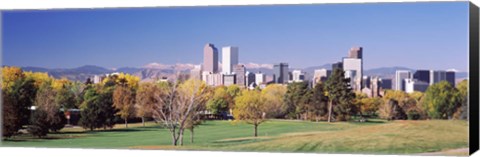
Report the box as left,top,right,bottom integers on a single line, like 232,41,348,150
308,83,329,121
206,87,230,116
98,85,117,129
283,82,310,119
79,87,103,131
324,69,356,122
422,81,460,119
233,90,267,137
455,80,468,120
55,83,77,109
10,77,37,126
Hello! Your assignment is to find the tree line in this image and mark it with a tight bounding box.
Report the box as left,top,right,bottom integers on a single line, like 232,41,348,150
1,66,469,145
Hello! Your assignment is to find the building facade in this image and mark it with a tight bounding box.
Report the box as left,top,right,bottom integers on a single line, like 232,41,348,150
233,64,246,87
190,65,202,80
446,70,456,87
203,43,219,73
405,78,429,93
395,70,411,91
343,58,362,91
245,71,256,87
223,74,236,86
221,46,239,74
413,70,430,84
313,69,331,85
273,63,289,84
380,78,392,90
255,72,266,86
202,72,223,86
291,70,305,82
348,47,363,59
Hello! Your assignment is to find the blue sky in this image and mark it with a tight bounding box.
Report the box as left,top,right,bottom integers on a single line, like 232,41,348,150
2,2,469,71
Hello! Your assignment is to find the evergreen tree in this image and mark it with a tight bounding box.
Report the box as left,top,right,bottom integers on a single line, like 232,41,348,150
283,82,310,119
79,88,103,131
324,69,356,122
309,83,329,122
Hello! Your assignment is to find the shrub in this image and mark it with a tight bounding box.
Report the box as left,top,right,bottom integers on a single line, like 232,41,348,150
407,110,421,120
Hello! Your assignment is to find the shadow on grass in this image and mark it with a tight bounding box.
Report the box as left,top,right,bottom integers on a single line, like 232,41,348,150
3,136,70,142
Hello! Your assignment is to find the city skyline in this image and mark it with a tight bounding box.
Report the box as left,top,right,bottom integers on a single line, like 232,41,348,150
3,2,469,71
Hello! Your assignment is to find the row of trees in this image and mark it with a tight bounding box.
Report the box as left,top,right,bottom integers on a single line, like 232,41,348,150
2,66,469,145
2,67,74,138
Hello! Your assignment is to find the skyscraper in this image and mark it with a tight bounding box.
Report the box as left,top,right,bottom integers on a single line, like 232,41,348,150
395,70,411,91
245,71,256,87
255,72,266,86
413,70,430,84
344,70,357,89
343,58,362,91
313,69,331,85
446,70,456,87
203,43,219,73
222,46,239,74
332,62,343,71
233,64,246,87
291,70,305,82
348,47,363,59
380,78,392,89
362,76,371,89
405,78,429,93
429,70,447,85
273,63,289,84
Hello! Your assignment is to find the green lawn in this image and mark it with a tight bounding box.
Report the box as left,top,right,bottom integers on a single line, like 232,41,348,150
0,119,469,155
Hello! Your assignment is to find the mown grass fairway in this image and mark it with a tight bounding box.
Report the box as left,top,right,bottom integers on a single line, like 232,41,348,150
1,120,468,155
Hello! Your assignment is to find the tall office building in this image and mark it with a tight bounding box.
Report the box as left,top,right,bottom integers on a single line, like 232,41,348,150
413,70,430,84
222,46,239,74
405,78,429,93
233,64,246,87
245,71,256,87
348,47,363,59
343,58,362,91
255,72,266,86
273,63,289,84
380,78,392,89
429,70,447,85
332,62,343,71
370,77,381,97
395,70,411,91
344,70,357,89
203,43,219,73
446,70,456,87
362,76,371,88
429,70,456,87
190,65,202,80
291,70,305,82
313,69,331,85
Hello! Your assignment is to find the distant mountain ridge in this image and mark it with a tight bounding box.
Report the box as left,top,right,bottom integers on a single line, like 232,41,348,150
16,64,469,82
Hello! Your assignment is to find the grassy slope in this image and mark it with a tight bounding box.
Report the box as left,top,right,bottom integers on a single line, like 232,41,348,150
1,120,468,155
